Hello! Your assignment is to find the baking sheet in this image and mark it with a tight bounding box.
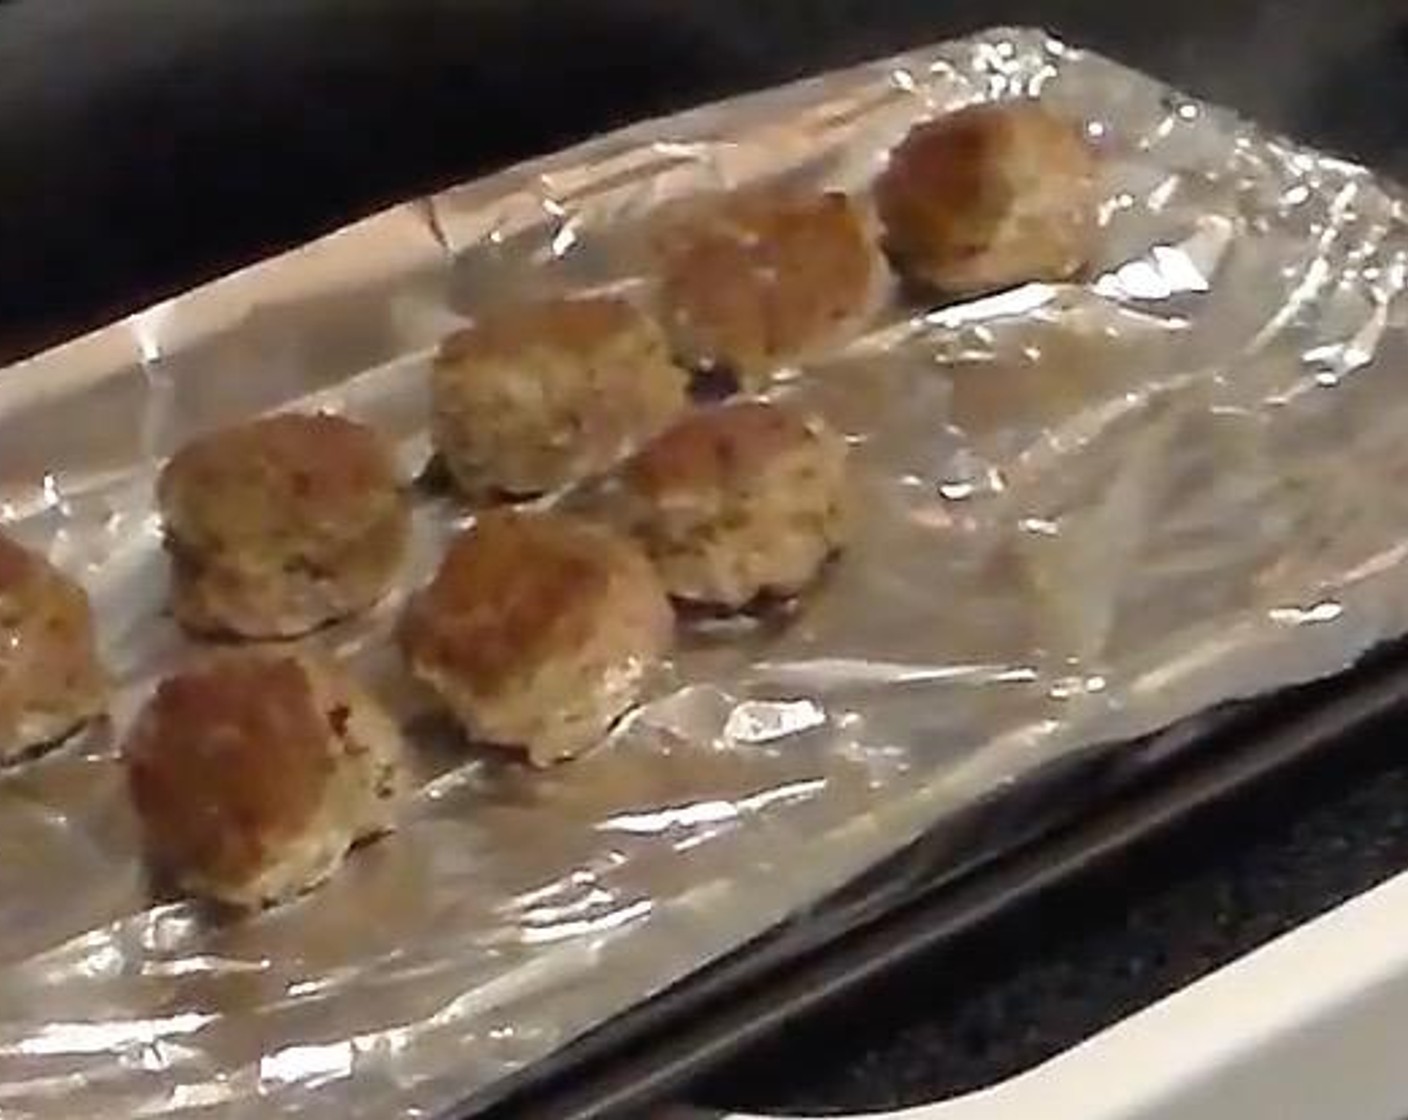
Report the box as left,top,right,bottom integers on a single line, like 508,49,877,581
0,26,1405,1119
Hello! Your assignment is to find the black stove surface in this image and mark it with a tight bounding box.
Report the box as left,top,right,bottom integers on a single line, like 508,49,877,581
696,728,1408,1114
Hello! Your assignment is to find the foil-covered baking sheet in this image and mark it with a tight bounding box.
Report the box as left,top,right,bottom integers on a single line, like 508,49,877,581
0,26,1405,1119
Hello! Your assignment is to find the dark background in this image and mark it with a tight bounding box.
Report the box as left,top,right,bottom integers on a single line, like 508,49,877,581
0,0,1403,358
0,1,1404,1114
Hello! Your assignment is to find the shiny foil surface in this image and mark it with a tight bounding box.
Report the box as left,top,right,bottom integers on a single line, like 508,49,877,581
0,27,1405,1119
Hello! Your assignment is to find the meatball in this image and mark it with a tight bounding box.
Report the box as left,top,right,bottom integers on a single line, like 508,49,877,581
158,412,409,639
123,651,407,910
617,400,850,609
432,295,689,499
0,534,106,761
399,511,673,767
874,101,1098,294
652,188,880,390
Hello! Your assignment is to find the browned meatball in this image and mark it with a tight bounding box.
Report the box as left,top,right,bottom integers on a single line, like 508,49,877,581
158,412,409,639
617,400,850,609
652,188,880,389
0,533,106,761
399,511,673,767
432,295,689,499
123,651,407,909
874,101,1098,293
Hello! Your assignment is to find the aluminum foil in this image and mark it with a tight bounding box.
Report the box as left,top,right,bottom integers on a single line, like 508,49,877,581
0,26,1405,1119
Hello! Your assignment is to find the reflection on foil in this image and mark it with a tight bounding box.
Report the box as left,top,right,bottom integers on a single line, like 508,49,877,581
12,1014,215,1057
1093,230,1228,300
922,283,1059,328
599,777,829,837
1268,600,1345,626
723,700,827,743
260,1043,356,1091
0,25,1404,1120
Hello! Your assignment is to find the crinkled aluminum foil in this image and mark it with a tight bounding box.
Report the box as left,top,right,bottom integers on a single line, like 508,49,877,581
0,26,1405,1119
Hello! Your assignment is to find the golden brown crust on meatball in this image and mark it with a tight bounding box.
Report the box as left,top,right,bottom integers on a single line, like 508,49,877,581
432,295,689,499
623,399,820,499
0,534,106,761
440,295,647,366
874,101,1098,294
399,511,673,766
160,413,399,551
652,188,881,389
401,515,612,694
126,657,331,887
618,401,850,609
123,651,406,909
158,412,409,639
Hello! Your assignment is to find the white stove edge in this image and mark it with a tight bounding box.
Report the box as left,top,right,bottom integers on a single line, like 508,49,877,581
720,865,1408,1120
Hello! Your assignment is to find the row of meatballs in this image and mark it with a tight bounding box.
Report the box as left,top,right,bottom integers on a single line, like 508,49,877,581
0,395,849,910
0,99,1099,910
